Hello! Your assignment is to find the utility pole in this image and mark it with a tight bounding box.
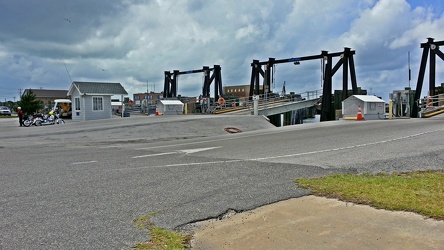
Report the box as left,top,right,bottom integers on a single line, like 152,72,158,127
408,51,411,88
146,81,150,115
406,51,411,117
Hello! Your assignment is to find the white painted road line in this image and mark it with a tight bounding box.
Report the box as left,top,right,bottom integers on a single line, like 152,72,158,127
72,161,98,165
179,146,221,154
109,129,434,170
249,129,442,161
132,152,178,159
132,147,221,159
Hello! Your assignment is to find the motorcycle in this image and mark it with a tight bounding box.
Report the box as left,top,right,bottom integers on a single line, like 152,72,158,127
52,111,66,125
22,114,39,127
37,111,65,126
23,111,65,127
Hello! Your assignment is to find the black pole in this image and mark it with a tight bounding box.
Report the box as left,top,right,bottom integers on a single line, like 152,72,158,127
321,55,332,121
213,66,219,99
255,63,260,96
172,70,179,97
203,66,211,98
249,61,257,98
265,58,275,95
430,43,436,97
163,71,171,98
412,40,430,117
343,48,350,101
215,65,223,98
349,54,358,94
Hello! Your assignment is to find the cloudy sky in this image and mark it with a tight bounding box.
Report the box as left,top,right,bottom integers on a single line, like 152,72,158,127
0,0,443,102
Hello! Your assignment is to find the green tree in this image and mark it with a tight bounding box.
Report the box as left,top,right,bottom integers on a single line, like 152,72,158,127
17,90,43,115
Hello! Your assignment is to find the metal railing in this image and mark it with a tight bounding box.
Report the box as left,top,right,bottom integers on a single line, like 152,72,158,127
418,95,444,116
212,89,322,114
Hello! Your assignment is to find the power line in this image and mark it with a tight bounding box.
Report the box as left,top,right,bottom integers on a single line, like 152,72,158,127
63,59,72,82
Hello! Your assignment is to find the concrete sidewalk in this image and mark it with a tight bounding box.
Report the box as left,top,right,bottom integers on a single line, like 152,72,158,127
190,196,444,250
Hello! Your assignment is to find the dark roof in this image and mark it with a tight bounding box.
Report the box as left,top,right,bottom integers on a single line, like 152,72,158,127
24,89,68,99
69,81,128,95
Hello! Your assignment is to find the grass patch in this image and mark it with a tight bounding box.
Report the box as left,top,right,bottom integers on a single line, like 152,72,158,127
133,212,158,230
295,170,444,220
133,212,192,250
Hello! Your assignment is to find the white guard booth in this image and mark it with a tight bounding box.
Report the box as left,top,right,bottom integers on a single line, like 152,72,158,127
156,100,184,115
342,95,385,120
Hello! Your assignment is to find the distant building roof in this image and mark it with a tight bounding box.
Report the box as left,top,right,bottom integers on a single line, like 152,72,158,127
158,100,184,105
68,81,128,96
345,95,385,103
24,89,68,99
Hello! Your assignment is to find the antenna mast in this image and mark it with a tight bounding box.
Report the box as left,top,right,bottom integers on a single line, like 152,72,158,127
408,51,411,88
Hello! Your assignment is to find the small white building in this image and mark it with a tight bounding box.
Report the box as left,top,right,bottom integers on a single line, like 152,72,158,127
68,81,128,121
342,95,385,120
156,100,184,115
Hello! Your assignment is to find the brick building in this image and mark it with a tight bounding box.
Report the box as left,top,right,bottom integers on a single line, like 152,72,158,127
133,92,163,106
23,89,68,109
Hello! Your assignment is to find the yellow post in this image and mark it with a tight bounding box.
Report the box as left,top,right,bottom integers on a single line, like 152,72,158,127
389,99,393,120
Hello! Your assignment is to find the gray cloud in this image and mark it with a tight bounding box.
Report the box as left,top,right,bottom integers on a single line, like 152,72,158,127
0,0,443,101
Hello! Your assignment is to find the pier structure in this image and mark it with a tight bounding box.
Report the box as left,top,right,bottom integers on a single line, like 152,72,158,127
249,48,359,121
412,38,444,118
163,65,223,101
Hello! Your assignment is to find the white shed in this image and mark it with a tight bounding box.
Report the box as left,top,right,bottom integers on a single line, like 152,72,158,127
342,95,385,120
68,81,128,121
156,100,184,115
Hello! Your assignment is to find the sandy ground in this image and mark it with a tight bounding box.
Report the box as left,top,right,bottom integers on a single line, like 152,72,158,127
191,196,444,250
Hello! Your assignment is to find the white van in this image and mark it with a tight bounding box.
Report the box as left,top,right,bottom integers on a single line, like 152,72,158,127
53,99,72,118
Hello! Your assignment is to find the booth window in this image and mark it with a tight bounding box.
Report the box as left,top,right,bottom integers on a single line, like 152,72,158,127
93,97,103,111
75,98,80,111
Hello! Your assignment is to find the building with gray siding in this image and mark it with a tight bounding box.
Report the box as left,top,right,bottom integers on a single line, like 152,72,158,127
68,81,128,121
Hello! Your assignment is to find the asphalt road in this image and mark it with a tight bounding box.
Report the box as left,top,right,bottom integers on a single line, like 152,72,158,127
1,114,443,249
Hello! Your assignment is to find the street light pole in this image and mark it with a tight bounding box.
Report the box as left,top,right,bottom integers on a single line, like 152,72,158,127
407,51,411,117
146,81,149,115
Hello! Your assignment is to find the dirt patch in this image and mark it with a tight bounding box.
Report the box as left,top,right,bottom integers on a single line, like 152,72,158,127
190,196,444,250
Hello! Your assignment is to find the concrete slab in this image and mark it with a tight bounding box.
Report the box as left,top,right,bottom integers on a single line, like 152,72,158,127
191,196,444,250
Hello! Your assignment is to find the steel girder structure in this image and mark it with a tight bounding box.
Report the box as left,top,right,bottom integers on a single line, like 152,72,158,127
411,38,444,118
163,65,223,100
249,48,358,121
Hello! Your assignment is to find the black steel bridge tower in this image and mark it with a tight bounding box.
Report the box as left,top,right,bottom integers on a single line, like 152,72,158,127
249,48,359,121
163,65,223,100
411,38,444,118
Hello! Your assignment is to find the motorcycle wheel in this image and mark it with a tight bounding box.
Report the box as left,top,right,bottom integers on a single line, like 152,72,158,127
23,120,31,127
35,120,42,126
57,119,65,124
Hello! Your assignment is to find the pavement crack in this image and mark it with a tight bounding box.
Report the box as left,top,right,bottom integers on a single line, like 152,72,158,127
217,208,241,220
175,208,244,233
